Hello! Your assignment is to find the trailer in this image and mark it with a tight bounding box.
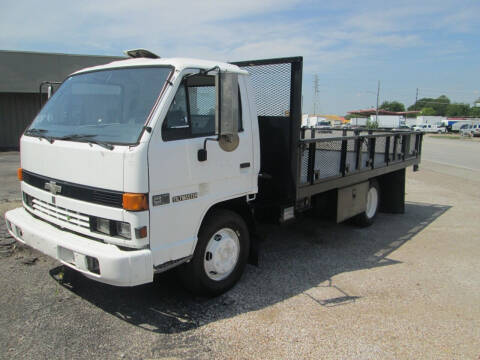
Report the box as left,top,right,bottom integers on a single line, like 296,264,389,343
5,54,423,296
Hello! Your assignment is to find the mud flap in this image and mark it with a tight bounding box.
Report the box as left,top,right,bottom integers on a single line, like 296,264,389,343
378,168,406,214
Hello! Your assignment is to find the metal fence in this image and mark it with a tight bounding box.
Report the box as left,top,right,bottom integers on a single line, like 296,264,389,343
299,128,423,186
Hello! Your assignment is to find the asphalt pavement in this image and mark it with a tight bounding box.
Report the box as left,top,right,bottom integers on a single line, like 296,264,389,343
421,135,480,171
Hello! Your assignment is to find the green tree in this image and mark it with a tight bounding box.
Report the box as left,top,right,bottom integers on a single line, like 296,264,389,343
446,103,470,117
379,101,405,112
469,106,480,117
409,95,451,116
366,118,379,129
420,107,436,116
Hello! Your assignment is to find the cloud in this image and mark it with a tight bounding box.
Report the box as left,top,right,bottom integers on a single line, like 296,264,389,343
1,0,479,114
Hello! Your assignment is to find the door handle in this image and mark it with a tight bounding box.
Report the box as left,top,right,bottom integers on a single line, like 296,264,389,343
240,162,250,169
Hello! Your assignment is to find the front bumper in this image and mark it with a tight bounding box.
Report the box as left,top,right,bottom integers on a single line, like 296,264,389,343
5,207,153,286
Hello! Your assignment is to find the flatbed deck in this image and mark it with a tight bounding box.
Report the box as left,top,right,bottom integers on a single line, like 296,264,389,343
233,57,422,215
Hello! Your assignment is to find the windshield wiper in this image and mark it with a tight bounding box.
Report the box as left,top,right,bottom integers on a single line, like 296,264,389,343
88,140,115,151
58,134,114,150
24,128,54,143
58,134,96,140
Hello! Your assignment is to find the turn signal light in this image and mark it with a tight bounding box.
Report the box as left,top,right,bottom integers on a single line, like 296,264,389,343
122,193,148,211
135,226,148,239
17,168,23,181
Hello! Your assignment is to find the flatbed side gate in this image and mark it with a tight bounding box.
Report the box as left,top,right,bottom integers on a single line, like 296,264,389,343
297,129,423,213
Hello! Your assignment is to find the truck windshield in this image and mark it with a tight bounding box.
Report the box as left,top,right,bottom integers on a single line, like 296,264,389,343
27,66,172,145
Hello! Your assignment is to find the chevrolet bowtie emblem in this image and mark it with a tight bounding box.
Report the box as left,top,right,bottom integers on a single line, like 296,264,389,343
44,181,62,195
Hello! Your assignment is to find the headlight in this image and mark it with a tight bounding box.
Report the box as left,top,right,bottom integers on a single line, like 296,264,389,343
90,217,131,239
115,222,131,239
23,192,34,208
96,218,111,235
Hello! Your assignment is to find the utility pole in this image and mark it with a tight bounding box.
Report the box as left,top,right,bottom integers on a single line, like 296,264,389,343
375,80,380,122
313,74,319,115
415,88,419,110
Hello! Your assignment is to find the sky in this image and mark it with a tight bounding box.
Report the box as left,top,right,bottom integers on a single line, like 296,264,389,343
1,0,480,115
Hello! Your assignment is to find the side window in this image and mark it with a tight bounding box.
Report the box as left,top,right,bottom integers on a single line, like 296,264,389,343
162,84,189,140
189,85,216,136
162,73,243,141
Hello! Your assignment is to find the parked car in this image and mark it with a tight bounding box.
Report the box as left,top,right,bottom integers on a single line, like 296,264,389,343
316,120,332,129
412,124,446,133
460,123,480,137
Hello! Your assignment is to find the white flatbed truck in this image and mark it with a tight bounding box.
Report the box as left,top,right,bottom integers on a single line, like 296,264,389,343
5,52,423,296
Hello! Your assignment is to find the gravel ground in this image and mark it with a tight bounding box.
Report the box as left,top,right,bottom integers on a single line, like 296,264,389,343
0,152,21,203
1,152,479,359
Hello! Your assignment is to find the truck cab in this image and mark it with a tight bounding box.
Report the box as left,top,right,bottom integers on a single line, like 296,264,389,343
6,57,259,294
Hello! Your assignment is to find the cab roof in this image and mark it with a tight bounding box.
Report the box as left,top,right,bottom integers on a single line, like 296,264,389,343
71,57,248,76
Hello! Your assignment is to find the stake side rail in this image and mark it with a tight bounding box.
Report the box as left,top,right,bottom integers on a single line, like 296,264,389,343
296,130,423,200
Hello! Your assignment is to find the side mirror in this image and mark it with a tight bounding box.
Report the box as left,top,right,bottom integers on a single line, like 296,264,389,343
198,148,207,162
216,72,239,152
47,85,53,99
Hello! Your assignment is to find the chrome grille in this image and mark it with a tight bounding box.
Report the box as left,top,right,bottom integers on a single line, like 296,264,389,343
31,197,90,229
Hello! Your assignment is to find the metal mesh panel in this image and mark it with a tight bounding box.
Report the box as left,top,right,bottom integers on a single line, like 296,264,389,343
300,148,310,184
302,128,313,139
393,136,403,161
345,139,356,173
189,86,215,115
360,139,370,169
314,140,342,179
388,136,395,162
241,63,291,116
408,134,417,158
375,137,387,167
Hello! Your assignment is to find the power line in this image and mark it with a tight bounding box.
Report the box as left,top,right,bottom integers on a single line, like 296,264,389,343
416,87,480,94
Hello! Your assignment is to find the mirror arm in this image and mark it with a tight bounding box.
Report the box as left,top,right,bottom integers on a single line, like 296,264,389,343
203,136,219,149
198,137,219,162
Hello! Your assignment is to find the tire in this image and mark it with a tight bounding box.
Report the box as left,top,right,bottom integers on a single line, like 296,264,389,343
354,179,380,227
178,209,250,296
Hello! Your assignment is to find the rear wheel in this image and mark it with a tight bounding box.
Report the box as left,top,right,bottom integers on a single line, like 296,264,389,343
178,209,249,296
354,179,380,227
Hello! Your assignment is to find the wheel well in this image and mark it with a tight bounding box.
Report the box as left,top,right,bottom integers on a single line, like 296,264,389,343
203,197,258,265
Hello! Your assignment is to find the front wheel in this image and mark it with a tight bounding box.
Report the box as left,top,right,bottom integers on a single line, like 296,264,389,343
354,179,380,227
178,209,250,296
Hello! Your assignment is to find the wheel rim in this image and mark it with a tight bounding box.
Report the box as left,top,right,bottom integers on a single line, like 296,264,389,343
365,186,378,219
204,228,240,281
